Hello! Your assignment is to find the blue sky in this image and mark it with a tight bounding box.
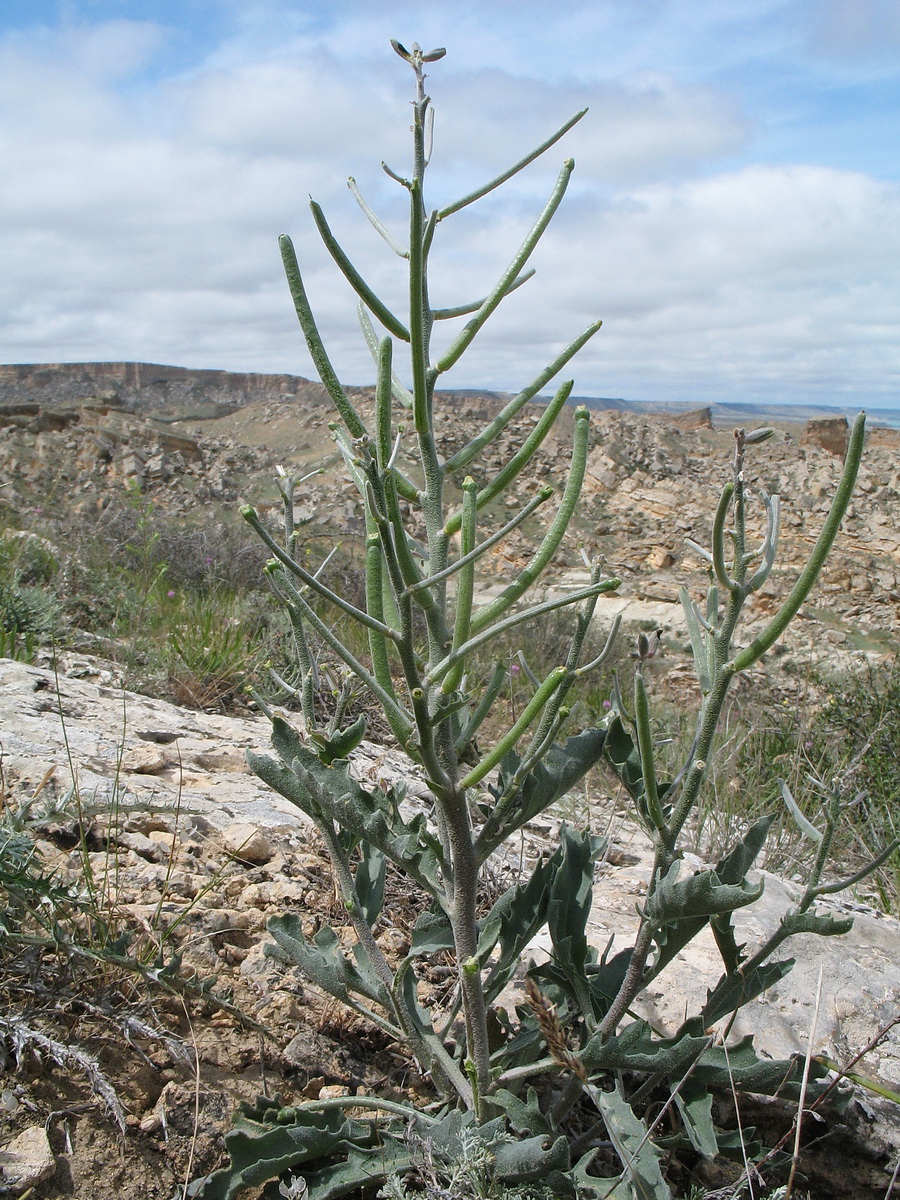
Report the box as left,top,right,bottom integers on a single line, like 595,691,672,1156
2,0,898,408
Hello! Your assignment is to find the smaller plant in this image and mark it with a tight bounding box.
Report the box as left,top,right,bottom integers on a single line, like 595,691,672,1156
377,1123,557,1199
0,744,259,1133
0,527,58,586
167,592,263,710
814,656,900,908
0,528,63,657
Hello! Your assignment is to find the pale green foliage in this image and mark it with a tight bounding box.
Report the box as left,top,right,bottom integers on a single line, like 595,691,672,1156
199,42,883,1200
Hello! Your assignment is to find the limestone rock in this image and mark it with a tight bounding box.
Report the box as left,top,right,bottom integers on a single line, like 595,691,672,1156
0,1126,55,1194
222,822,274,864
803,415,850,456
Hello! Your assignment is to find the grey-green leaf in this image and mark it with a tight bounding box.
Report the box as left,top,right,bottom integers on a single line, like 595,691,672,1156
644,862,764,927
592,1081,672,1199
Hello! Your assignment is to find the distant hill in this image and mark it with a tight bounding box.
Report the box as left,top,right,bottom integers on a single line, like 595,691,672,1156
1,361,897,429
568,394,900,430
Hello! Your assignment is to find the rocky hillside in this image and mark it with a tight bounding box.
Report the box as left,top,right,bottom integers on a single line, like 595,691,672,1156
0,362,897,682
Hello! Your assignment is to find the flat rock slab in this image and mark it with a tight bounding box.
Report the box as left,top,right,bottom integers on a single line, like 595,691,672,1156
0,658,429,833
0,658,290,832
3,657,900,1090
589,853,900,1082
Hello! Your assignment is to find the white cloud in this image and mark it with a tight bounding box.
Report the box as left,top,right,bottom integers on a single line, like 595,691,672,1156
532,164,900,402
0,10,897,410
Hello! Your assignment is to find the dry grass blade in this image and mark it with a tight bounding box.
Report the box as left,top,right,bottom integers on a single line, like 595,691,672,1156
178,995,202,1200
722,1037,757,1200
784,963,825,1199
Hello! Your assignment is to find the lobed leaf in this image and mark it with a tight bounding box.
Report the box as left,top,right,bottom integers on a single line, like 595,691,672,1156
477,726,609,856
266,916,386,1007
353,839,386,926
592,1081,672,1199
674,1082,719,1160
581,1021,709,1077
193,1100,395,1200
249,716,446,895
477,851,560,1000
696,958,795,1028
644,861,764,927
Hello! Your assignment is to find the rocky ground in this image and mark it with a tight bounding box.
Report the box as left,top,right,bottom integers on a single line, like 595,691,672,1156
2,653,900,1199
1,366,899,1197
1,369,897,679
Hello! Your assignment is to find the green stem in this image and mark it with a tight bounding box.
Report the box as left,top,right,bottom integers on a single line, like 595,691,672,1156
443,477,477,694
310,200,410,340
732,412,865,672
374,335,394,470
429,577,619,686
460,666,568,789
433,269,535,319
712,482,736,590
365,535,406,743
444,322,603,473
436,160,576,374
409,486,553,595
455,662,507,755
409,177,429,433
437,109,586,219
469,407,591,633
273,572,413,739
243,506,397,639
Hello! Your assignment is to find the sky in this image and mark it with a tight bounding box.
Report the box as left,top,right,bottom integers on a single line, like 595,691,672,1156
1,1,899,410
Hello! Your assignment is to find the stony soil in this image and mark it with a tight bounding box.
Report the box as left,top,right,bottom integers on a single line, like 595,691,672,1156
2,657,900,1198
1,366,899,1197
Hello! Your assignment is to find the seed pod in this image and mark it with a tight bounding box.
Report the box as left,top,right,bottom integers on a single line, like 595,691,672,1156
744,427,775,444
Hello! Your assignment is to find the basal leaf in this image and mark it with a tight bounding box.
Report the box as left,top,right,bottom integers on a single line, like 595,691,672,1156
602,715,644,802
780,908,854,938
296,1141,413,1199
193,1101,385,1200
409,909,454,956
266,915,385,1006
490,1087,553,1137
644,862,764,927
310,713,368,766
493,1133,571,1184
593,1081,672,1200
673,1081,718,1159
692,1036,829,1099
542,825,603,1017
586,944,633,1018
600,716,674,832
714,817,772,885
